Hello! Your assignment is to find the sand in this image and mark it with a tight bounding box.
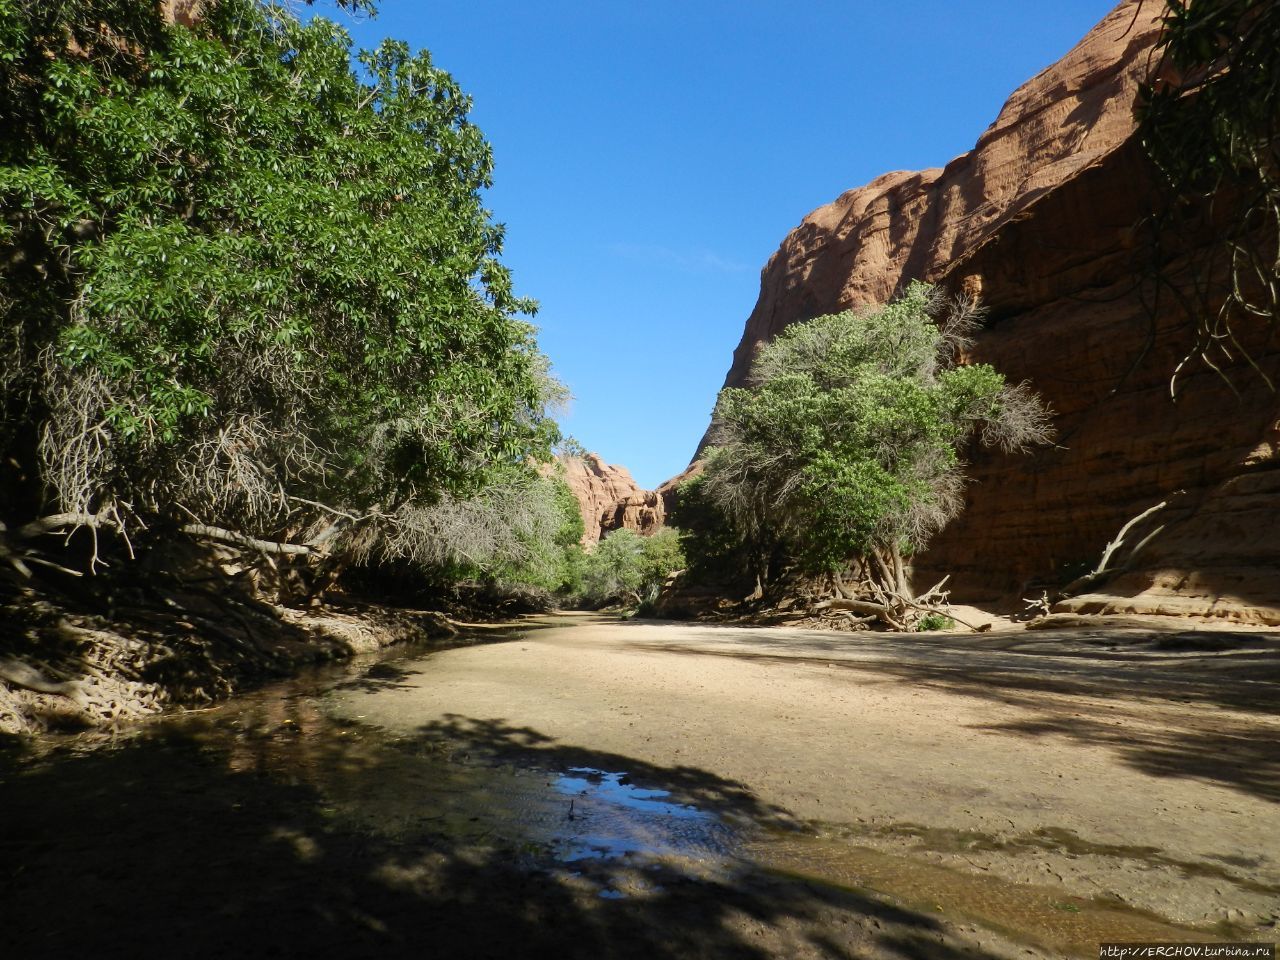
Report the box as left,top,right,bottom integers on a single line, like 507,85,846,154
333,613,1280,937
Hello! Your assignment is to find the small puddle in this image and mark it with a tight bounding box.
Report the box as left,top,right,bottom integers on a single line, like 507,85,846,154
549,766,732,865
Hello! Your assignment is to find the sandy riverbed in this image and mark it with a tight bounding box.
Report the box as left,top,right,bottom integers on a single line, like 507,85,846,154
331,612,1280,950
4,611,1277,959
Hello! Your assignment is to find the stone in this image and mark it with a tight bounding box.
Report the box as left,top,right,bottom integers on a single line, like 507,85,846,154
557,454,666,545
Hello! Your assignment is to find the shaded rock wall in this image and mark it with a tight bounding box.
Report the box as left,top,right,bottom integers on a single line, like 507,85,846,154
699,0,1280,621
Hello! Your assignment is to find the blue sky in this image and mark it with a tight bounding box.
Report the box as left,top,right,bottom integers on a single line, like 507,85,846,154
314,1,1120,489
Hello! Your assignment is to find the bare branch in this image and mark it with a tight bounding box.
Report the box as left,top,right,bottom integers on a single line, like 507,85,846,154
180,523,315,556
17,512,120,539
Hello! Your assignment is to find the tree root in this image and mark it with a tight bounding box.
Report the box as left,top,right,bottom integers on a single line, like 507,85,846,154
808,566,988,633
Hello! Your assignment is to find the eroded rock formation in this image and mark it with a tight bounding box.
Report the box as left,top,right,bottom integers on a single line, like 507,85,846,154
700,0,1280,622
160,0,206,27
558,454,666,545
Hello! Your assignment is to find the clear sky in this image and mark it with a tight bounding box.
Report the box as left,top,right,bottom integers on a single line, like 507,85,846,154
312,1,1121,489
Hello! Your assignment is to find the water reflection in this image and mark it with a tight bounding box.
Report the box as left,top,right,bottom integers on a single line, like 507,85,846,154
557,767,712,819
550,766,730,865
141,678,744,888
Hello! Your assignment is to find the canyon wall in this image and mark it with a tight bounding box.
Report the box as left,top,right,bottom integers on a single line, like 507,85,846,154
702,0,1280,622
160,0,205,26
559,454,666,545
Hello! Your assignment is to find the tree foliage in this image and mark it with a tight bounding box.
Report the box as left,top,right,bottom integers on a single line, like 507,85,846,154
693,283,1052,586
576,527,685,607
0,0,558,545
346,467,585,592
1138,0,1280,389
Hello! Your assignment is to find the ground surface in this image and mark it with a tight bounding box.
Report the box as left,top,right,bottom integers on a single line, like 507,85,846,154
332,614,1280,949
3,613,1277,959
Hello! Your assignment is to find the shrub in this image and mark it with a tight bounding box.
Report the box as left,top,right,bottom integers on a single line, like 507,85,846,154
577,527,686,608
915,614,955,632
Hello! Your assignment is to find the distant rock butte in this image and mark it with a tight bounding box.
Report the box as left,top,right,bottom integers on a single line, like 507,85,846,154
697,0,1280,623
558,454,667,545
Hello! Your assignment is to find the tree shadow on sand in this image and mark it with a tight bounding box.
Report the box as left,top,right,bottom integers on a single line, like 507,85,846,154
626,625,1280,805
0,706,1024,960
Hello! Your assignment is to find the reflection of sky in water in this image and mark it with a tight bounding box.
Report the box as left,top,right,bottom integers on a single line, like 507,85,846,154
555,768,710,820
132,659,742,896
547,767,729,864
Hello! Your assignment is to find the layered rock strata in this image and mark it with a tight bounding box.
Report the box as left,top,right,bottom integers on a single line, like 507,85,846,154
700,0,1280,621
558,454,666,545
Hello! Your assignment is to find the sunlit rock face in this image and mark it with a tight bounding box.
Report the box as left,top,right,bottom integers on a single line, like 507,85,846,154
161,0,205,27
558,454,666,545
697,0,1280,621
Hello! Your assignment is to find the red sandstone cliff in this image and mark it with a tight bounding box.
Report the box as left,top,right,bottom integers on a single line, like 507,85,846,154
160,0,205,26
700,0,1280,623
558,454,666,545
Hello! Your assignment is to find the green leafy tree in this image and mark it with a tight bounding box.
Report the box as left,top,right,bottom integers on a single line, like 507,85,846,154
491,470,587,592
578,527,685,607
669,471,759,591
0,0,558,562
695,282,1052,603
636,527,684,595
351,468,583,589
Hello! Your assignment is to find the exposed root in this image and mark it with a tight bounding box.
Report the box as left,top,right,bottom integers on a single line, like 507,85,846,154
803,555,985,633
0,535,463,737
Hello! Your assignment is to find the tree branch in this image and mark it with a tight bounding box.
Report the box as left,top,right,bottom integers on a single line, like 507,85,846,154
180,524,315,556
17,512,120,539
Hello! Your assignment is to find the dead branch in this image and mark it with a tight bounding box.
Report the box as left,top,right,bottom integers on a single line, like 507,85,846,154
892,594,989,632
0,538,33,577
813,597,891,616
23,555,85,577
812,596,906,630
180,523,315,556
1058,497,1172,598
16,511,120,539
915,575,951,603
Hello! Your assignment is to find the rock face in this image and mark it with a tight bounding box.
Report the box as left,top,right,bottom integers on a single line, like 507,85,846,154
559,454,666,545
701,0,1280,622
160,0,206,27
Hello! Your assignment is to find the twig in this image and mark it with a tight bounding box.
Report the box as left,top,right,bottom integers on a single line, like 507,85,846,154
23,555,84,577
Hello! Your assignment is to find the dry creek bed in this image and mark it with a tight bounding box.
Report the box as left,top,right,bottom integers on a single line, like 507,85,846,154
2,611,1277,959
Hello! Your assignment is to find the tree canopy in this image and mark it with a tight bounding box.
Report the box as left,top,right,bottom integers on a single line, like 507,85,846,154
0,0,559,549
688,283,1052,597
576,527,685,608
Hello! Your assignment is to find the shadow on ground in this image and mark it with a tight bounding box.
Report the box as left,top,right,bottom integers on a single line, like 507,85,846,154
0,703,1022,960
623,622,1280,804
407,712,796,829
